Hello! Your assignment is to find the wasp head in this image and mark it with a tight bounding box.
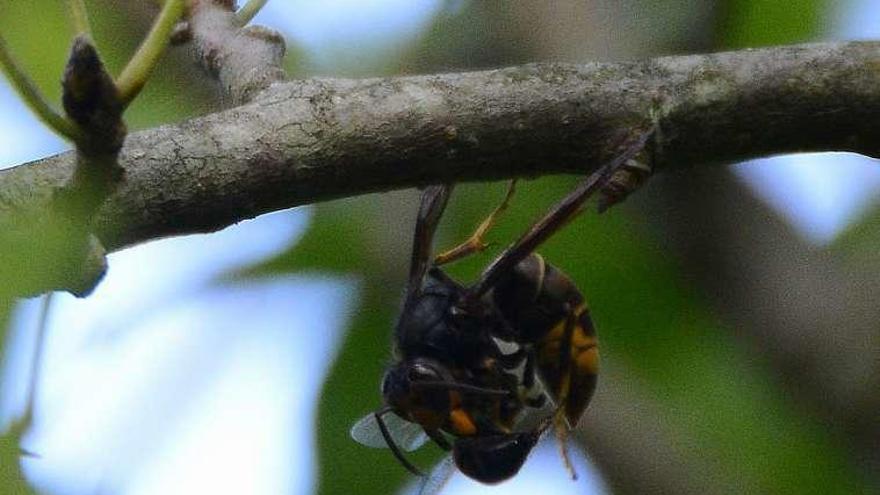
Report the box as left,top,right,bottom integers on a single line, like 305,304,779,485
382,358,455,430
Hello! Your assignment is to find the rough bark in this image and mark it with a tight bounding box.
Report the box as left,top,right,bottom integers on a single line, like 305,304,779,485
1,41,879,288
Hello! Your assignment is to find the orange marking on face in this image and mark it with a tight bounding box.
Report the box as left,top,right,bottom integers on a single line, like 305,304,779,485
449,408,478,436
412,408,445,430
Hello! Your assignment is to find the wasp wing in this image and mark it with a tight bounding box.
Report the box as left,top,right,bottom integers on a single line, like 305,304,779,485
350,412,430,452
415,455,456,495
403,184,452,309
470,129,653,297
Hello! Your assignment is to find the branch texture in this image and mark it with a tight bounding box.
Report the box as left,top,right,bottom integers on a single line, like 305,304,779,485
188,0,286,103
2,41,879,265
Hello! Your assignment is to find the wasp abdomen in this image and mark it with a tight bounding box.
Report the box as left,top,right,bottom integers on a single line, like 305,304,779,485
491,253,599,427
536,302,598,427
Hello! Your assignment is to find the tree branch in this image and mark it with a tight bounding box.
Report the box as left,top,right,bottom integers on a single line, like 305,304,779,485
2,41,879,293
188,0,286,104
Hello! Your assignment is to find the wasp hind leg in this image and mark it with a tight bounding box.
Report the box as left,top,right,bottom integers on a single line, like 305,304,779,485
426,429,452,451
434,180,517,266
553,305,579,480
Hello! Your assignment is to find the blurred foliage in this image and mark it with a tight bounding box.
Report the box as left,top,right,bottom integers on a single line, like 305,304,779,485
832,201,880,267
0,1,70,104
0,1,219,492
397,1,540,73
717,0,829,48
0,431,35,494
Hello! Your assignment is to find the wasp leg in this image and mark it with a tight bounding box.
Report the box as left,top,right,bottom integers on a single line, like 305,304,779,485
553,305,578,480
469,129,653,298
555,424,578,481
556,304,576,411
434,180,517,266
427,429,452,451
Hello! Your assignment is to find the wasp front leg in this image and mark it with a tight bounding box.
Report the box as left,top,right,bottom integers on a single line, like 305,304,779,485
434,180,517,266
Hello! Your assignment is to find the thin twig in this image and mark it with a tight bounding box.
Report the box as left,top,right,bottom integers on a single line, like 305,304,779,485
188,0,286,103
66,0,93,37
116,0,186,105
235,0,269,26
21,293,54,428
0,36,83,142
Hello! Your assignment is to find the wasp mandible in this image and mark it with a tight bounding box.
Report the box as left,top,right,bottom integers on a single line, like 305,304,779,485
352,129,653,485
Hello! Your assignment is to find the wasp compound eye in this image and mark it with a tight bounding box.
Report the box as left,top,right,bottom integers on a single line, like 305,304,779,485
408,363,441,382
381,366,413,406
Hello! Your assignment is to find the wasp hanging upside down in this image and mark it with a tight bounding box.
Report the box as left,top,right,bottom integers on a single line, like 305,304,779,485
351,130,653,485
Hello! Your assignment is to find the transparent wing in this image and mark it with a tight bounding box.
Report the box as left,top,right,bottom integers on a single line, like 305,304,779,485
416,455,456,495
350,412,430,452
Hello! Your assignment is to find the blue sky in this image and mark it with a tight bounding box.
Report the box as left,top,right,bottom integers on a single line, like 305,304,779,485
730,0,880,243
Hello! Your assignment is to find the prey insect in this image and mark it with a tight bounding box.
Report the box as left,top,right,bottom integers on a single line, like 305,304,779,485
351,130,653,486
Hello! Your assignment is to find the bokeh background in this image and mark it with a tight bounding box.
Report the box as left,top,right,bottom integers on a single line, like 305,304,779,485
1,1,879,494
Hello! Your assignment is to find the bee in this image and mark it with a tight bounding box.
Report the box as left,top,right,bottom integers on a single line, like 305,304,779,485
352,130,652,486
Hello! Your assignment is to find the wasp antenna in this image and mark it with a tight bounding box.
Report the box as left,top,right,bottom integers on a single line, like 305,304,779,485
411,381,511,397
375,409,426,478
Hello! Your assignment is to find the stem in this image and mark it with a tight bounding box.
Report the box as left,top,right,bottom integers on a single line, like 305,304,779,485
0,36,83,142
116,0,186,106
22,294,54,428
235,0,269,26
66,0,93,37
